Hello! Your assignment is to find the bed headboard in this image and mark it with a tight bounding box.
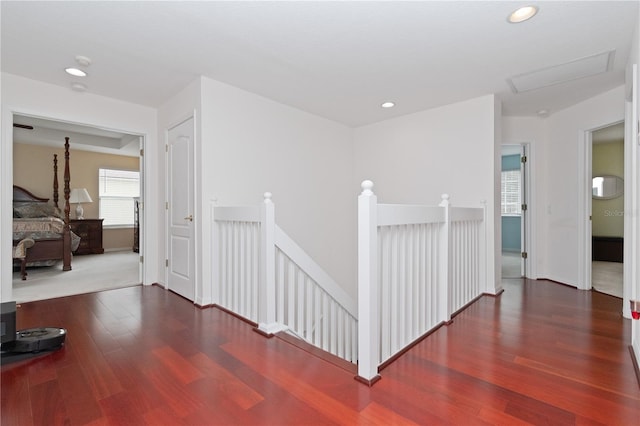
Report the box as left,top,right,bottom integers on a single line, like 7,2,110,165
13,185,49,203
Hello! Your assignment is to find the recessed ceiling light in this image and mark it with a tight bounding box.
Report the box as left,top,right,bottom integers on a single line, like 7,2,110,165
71,82,87,92
65,67,87,77
381,102,395,108
508,6,538,23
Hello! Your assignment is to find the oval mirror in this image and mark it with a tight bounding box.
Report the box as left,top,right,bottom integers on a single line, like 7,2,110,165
592,175,623,199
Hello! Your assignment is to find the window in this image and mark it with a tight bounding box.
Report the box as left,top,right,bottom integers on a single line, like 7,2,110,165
99,168,140,227
501,170,521,216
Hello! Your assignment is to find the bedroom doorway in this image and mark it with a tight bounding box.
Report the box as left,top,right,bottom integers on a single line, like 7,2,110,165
590,122,624,299
11,114,144,302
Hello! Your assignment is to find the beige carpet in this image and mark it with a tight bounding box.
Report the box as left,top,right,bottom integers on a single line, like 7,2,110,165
592,261,623,298
12,250,140,303
502,252,522,278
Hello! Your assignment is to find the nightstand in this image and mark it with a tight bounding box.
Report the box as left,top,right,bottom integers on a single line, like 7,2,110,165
69,219,104,255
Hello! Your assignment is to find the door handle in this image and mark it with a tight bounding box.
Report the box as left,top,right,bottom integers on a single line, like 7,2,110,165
184,215,193,222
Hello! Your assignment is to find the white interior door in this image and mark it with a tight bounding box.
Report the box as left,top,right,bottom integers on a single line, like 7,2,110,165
167,118,195,301
137,135,144,284
520,145,527,277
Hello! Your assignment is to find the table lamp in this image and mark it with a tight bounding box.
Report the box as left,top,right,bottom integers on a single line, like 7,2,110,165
69,188,93,220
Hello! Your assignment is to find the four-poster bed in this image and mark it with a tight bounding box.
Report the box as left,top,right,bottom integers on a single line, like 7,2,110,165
12,137,78,280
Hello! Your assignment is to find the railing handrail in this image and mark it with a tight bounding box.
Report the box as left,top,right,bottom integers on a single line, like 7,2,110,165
214,205,260,222
450,206,484,222
377,204,445,226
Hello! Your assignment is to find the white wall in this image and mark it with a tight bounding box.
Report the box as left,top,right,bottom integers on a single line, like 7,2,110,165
158,77,357,304
156,80,505,305
545,86,625,287
1,73,159,302
353,94,500,293
203,77,356,299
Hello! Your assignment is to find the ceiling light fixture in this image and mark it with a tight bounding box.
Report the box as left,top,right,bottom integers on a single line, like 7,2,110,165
65,67,87,77
71,82,87,92
381,101,395,108
508,6,538,23
75,55,92,67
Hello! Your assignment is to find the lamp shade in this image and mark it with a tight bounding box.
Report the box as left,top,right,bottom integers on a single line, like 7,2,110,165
69,188,93,204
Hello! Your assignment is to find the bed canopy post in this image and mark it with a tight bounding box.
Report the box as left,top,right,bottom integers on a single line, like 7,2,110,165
53,154,59,209
62,137,71,271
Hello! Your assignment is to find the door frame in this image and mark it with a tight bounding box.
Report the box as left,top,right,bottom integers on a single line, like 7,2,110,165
164,114,197,302
520,143,529,277
7,111,146,295
500,142,534,279
579,117,631,317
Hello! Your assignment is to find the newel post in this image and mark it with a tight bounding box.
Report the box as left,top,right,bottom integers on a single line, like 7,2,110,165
356,180,381,385
438,194,452,323
257,192,283,336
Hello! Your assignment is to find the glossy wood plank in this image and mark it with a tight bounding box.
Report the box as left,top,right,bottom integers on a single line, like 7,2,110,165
2,279,638,425
1,369,33,425
29,379,68,426
188,352,264,410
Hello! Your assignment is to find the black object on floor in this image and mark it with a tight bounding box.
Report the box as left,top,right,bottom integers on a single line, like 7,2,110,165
7,327,67,352
1,301,67,365
1,327,67,365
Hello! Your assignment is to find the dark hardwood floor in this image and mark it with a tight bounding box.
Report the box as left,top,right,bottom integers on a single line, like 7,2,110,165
2,279,638,425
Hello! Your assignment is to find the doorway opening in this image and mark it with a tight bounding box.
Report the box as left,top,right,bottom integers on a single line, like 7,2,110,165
590,122,624,299
501,144,528,279
11,113,144,302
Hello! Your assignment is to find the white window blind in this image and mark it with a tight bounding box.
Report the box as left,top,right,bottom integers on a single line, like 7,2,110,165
99,168,140,226
501,170,521,216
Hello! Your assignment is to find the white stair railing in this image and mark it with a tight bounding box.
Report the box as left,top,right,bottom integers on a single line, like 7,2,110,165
212,193,358,362
448,205,486,315
274,228,357,362
212,204,261,322
357,181,486,383
213,183,487,381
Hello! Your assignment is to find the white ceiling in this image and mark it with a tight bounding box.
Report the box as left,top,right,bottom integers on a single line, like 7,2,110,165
2,1,638,146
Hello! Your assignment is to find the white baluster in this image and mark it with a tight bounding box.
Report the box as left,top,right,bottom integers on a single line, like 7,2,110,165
252,222,260,319
220,222,228,307
313,285,322,346
211,199,220,306
380,227,390,361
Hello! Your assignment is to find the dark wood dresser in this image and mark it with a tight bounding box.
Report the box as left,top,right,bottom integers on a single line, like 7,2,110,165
70,219,104,255
592,236,623,263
